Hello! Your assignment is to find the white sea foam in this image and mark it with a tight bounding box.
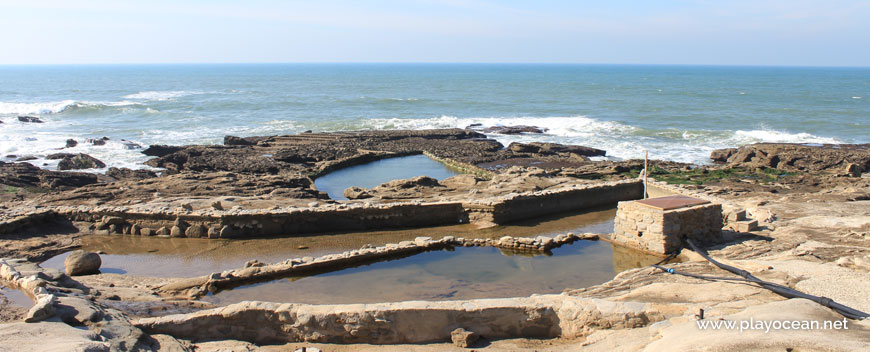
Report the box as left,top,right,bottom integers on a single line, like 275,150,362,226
0,100,141,116
732,129,840,144
0,110,852,173
122,90,203,101
349,115,845,164
0,100,78,115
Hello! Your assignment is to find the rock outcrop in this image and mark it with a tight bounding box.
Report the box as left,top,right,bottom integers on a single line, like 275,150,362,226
709,143,870,173
47,153,106,170
508,142,606,158
106,167,157,180
0,161,100,189
467,124,548,134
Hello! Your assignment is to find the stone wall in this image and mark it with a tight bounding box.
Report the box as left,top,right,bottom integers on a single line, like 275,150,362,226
612,201,723,254
486,180,643,224
56,202,467,239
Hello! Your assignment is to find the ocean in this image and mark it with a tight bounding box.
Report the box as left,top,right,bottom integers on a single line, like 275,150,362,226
0,64,867,172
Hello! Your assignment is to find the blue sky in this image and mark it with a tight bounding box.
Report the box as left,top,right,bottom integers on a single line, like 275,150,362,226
1,0,868,66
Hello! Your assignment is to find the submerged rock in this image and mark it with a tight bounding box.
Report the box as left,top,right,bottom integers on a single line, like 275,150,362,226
86,137,109,146
65,139,78,148
120,140,142,149
64,250,101,276
17,116,43,123
468,124,547,135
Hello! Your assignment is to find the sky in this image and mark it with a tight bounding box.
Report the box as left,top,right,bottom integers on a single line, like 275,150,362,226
0,0,868,66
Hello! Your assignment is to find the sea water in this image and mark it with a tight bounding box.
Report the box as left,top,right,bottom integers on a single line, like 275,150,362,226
1,64,867,171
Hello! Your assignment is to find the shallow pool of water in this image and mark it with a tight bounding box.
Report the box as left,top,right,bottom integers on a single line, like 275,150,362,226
314,154,461,200
202,240,662,305
42,207,619,278
0,285,33,308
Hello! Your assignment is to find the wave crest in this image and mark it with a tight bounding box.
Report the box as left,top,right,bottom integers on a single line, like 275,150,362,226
122,90,203,101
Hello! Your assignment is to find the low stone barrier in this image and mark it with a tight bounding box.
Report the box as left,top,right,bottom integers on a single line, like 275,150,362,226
51,202,467,239
469,180,643,224
135,294,668,345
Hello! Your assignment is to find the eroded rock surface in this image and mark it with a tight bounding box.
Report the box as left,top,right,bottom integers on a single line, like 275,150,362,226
710,143,870,174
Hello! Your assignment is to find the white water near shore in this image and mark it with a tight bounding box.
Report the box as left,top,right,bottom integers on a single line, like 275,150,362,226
1,64,866,170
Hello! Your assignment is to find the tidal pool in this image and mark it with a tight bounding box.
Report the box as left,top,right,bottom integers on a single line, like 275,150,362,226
314,154,461,200
202,240,662,305
42,206,619,278
0,284,33,308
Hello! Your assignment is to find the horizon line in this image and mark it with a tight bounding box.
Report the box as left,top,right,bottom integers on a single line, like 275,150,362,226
0,62,868,69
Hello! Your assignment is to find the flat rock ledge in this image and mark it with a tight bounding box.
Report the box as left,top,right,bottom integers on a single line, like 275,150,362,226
135,294,673,345
159,233,599,298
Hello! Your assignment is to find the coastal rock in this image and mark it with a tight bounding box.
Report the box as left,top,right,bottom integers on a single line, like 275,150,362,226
86,137,109,146
24,294,56,322
47,153,106,170
156,227,170,237
65,139,78,148
64,250,101,276
451,328,479,348
106,167,157,180
18,116,43,123
120,140,142,149
224,135,267,146
145,145,283,174
344,187,372,199
469,124,547,135
219,225,235,238
710,143,870,172
508,142,605,158
844,163,864,177
379,176,441,189
142,145,184,157
170,225,185,238
709,148,737,163
0,161,99,189
185,224,207,238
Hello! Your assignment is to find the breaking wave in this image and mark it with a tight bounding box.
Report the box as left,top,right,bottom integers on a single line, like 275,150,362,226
0,100,141,115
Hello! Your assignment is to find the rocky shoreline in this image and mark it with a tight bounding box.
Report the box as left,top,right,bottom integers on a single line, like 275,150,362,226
1,129,869,351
